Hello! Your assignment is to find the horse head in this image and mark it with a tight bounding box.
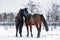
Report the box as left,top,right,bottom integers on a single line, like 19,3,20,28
23,7,31,18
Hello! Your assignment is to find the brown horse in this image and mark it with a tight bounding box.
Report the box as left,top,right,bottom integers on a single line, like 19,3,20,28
25,14,49,38
21,7,49,38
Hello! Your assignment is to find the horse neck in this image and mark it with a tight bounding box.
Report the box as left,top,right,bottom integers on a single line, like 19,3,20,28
16,13,23,19
25,14,31,20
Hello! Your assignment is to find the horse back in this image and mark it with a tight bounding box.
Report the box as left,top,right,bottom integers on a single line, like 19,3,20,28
25,14,42,25
33,14,42,24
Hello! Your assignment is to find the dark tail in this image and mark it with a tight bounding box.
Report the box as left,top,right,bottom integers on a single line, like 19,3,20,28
40,15,49,31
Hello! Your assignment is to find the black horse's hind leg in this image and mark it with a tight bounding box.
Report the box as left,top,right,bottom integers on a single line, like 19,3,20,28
30,25,33,37
19,25,23,37
16,25,18,37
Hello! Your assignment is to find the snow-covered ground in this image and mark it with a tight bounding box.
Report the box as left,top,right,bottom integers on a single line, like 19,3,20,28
0,25,60,40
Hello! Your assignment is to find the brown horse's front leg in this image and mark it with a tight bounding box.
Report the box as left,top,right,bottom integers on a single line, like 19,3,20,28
30,25,33,37
26,25,29,37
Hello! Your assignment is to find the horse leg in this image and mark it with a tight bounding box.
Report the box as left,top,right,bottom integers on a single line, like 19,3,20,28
37,25,41,38
26,25,29,37
19,25,23,37
30,25,33,37
36,25,39,38
16,24,18,37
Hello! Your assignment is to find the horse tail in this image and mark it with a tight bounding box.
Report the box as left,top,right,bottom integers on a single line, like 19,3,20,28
40,15,49,31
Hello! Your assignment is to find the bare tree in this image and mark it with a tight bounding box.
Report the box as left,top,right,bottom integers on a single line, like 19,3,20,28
46,3,60,30
26,0,41,14
46,3,60,22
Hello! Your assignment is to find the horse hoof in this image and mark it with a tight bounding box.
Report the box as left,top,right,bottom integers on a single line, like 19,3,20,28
37,37,39,38
20,36,22,37
27,35,29,37
37,36,40,38
31,35,33,37
16,36,17,37
20,35,22,37
31,36,33,37
16,35,17,37
27,36,29,37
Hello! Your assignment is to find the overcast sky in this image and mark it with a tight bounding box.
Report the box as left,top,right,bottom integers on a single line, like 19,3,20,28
0,0,28,13
0,0,60,13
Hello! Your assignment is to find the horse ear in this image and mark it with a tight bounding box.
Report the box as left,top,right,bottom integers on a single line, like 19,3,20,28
26,8,28,9
25,7,28,10
20,8,21,9
26,7,28,9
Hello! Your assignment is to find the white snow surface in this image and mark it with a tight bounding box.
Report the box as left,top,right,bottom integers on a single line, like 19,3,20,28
0,25,60,40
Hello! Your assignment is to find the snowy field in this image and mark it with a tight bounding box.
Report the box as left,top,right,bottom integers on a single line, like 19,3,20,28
0,25,60,40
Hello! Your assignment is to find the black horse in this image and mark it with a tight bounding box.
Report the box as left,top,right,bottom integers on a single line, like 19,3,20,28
15,9,24,37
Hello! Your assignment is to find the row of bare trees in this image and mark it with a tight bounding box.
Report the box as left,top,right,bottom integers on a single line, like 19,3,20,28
0,12,15,22
46,4,60,22
25,0,60,22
